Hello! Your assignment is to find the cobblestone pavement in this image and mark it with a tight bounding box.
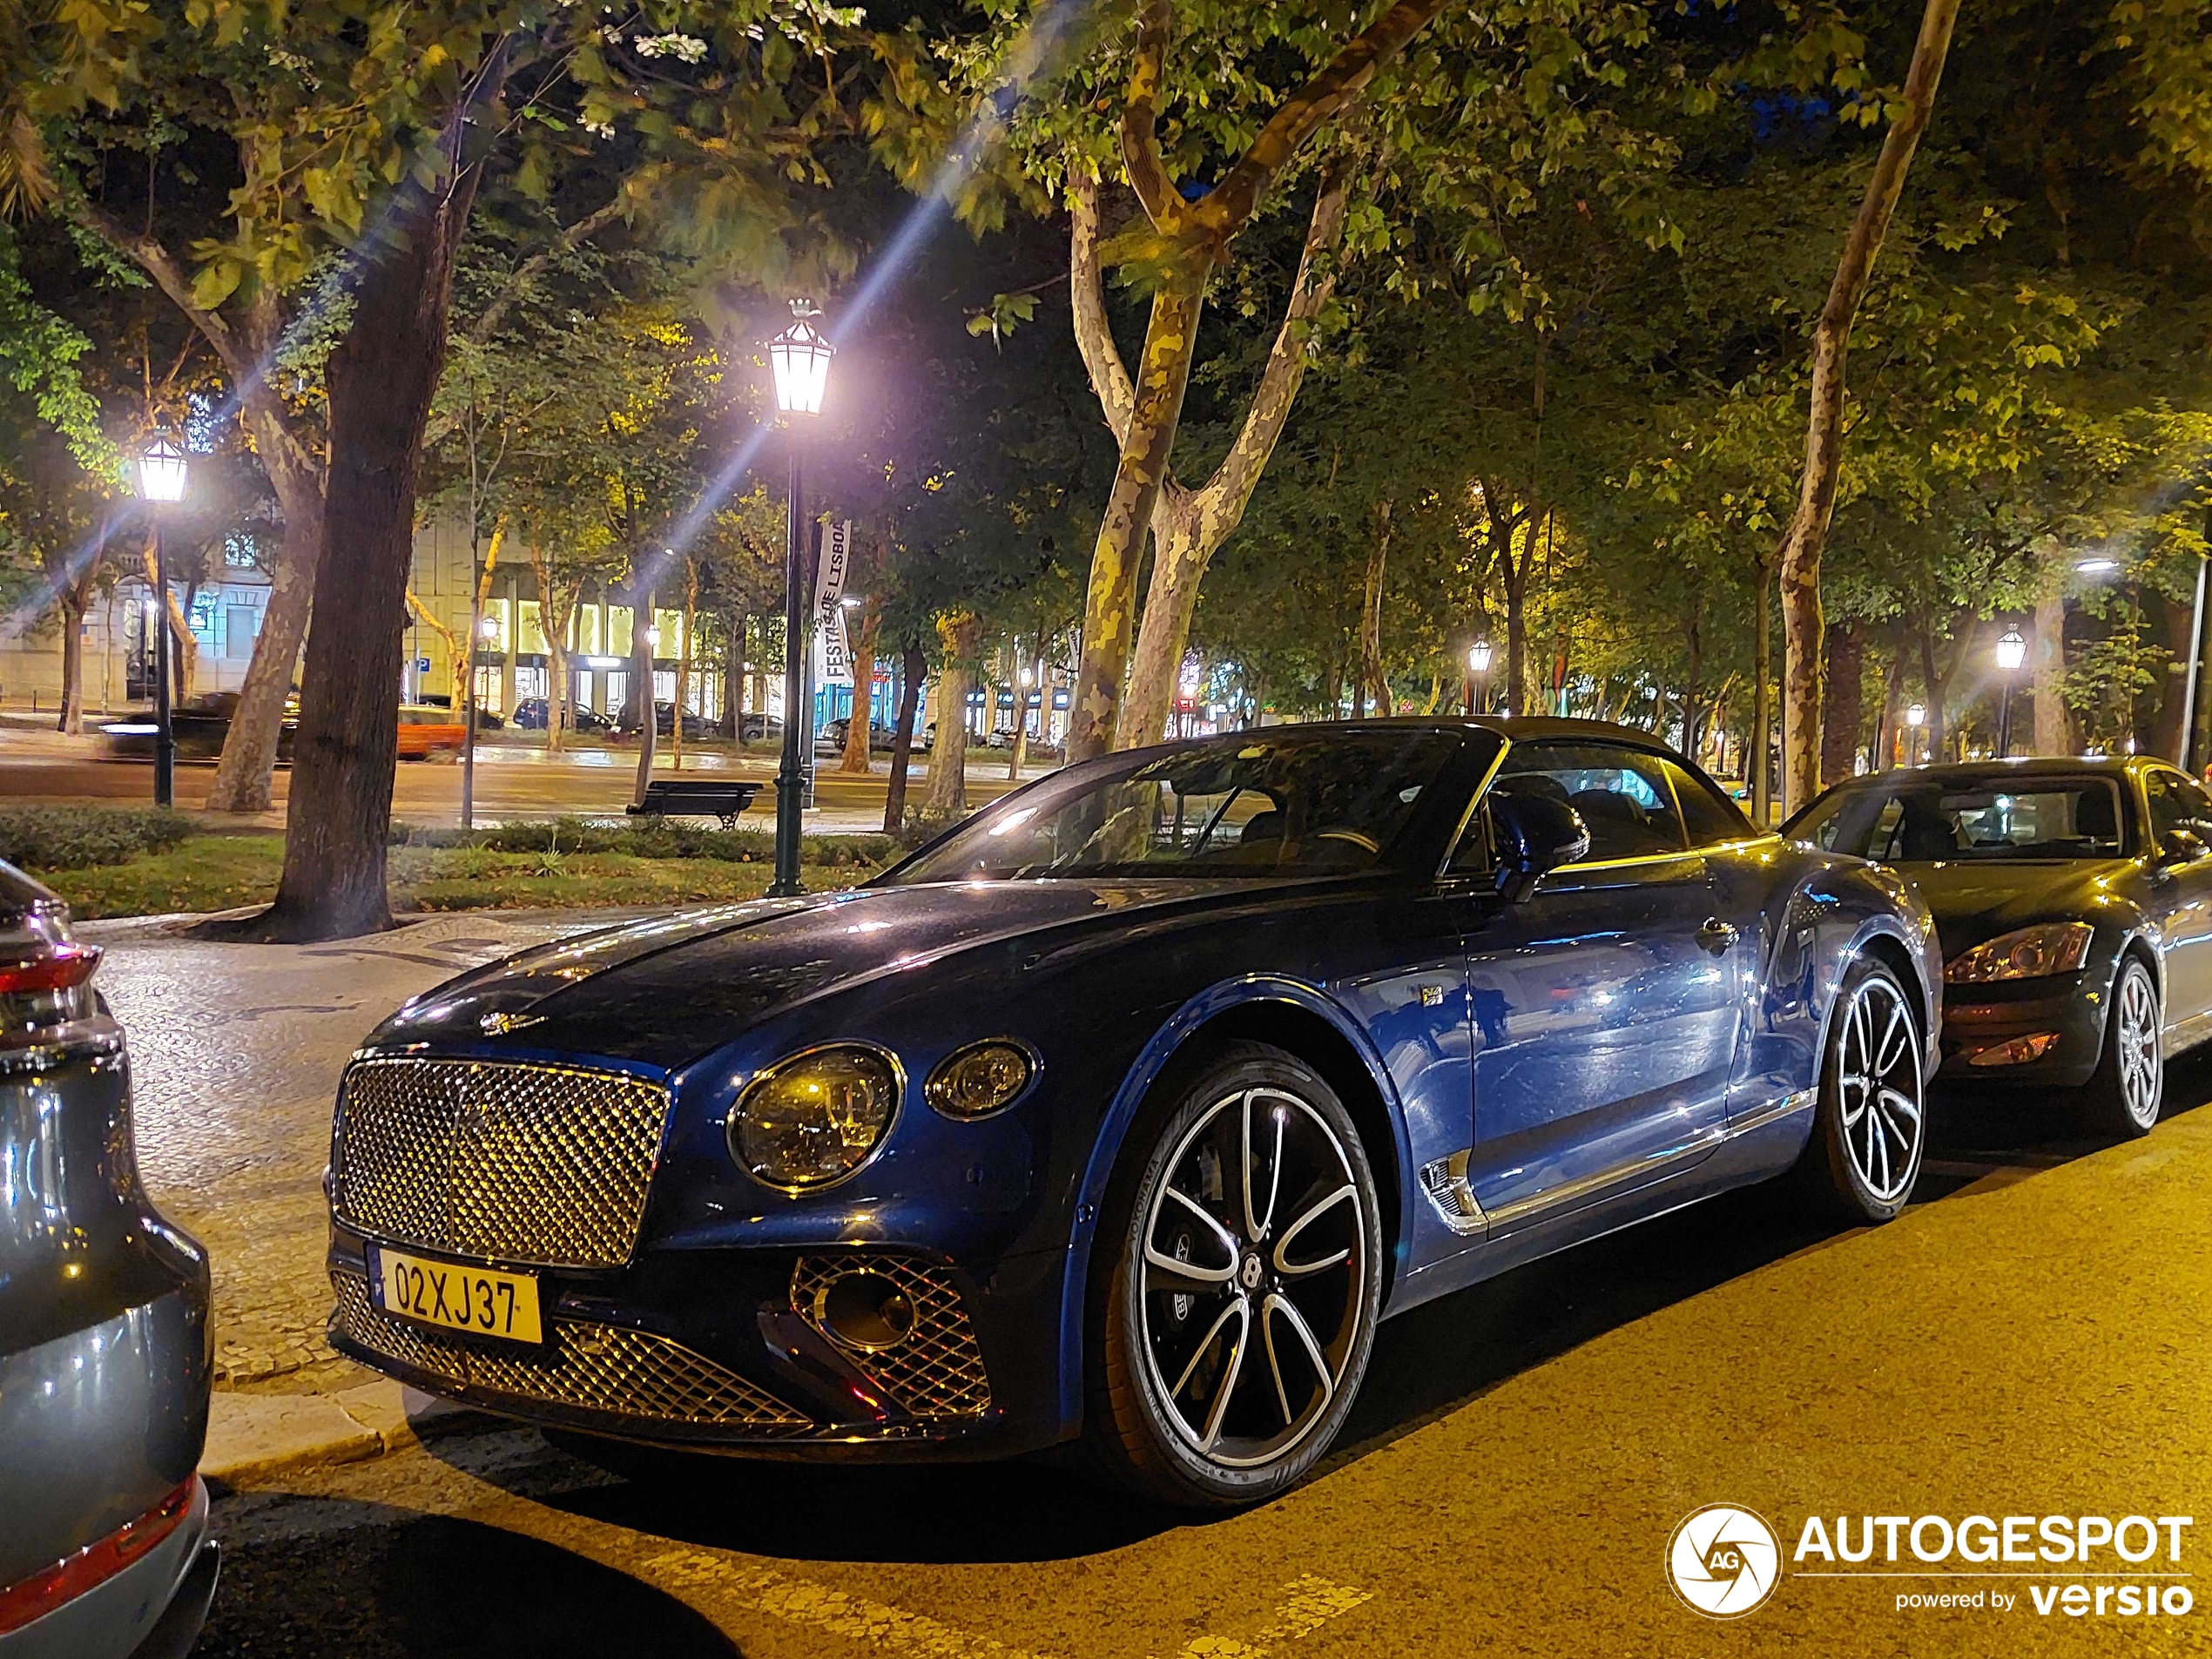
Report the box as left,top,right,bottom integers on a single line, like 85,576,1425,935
95,910,623,1390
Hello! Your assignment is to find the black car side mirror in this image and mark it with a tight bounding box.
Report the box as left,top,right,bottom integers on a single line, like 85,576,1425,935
1489,793,1592,901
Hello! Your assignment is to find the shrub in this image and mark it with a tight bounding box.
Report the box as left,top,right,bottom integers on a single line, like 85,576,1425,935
388,816,894,867
0,806,197,872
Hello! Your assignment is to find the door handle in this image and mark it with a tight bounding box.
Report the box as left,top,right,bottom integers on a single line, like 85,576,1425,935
1697,917,1739,953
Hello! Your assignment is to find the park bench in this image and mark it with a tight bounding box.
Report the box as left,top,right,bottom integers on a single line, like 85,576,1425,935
627,778,762,831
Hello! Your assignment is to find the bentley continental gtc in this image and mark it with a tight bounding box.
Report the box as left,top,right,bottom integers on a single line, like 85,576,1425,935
1787,754,2212,1137
325,718,1939,1507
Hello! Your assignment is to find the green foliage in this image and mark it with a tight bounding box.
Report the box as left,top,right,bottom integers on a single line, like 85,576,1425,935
388,815,893,867
0,806,195,871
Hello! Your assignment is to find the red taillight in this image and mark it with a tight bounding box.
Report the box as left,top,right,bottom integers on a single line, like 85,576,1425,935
0,1477,197,1635
0,941,100,995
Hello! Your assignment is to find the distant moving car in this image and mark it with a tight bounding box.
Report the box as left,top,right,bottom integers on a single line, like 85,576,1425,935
413,694,502,731
512,698,614,735
1788,754,2212,1136
101,690,295,764
395,705,468,759
323,718,1936,1510
0,863,218,1656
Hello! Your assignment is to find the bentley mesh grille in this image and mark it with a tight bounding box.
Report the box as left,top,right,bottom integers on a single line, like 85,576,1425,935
330,1271,808,1430
792,1254,993,1420
333,1057,671,1270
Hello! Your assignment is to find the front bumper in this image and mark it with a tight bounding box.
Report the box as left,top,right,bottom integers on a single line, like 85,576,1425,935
1937,970,2103,1087
325,1221,1069,1462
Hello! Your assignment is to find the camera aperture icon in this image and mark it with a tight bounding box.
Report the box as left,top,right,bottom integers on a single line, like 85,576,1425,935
1669,1504,1781,1619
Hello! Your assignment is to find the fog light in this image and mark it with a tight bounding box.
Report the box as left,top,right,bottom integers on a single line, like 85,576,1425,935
1967,1032,2062,1068
925,1040,1035,1119
813,1271,916,1352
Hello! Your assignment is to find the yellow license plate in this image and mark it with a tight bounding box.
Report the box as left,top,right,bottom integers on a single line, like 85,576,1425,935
373,1247,543,1345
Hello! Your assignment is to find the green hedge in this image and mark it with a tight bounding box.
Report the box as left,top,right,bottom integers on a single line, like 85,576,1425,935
389,816,894,868
0,806,197,872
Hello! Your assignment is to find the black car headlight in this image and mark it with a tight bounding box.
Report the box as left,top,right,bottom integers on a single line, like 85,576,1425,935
1945,921,2094,984
730,1044,901,1190
925,1040,1035,1119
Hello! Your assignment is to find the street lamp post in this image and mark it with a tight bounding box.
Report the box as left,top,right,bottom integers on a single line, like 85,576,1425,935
1905,701,1927,768
135,436,188,809
1994,625,2027,759
462,610,496,828
767,301,834,899
1466,641,1494,716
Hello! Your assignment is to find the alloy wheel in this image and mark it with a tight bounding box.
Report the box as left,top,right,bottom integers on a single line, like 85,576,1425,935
1836,973,1923,1204
2114,963,2162,1129
1136,1086,1366,1471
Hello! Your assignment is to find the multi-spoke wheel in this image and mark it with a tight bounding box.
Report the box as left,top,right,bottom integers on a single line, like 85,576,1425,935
1799,960,1925,1223
1088,1042,1381,1507
2080,956,2162,1139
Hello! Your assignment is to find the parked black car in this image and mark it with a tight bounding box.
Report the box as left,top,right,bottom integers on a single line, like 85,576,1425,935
619,703,714,740
513,698,614,735
738,713,783,743
414,693,503,731
817,717,900,752
0,863,218,1655
1788,754,2212,1135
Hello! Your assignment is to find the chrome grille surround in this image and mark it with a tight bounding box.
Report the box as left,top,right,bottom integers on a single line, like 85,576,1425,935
792,1254,993,1420
330,1271,808,1430
333,1056,672,1270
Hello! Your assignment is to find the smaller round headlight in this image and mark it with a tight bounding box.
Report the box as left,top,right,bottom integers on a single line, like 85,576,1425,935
925,1040,1035,1119
732,1045,900,1190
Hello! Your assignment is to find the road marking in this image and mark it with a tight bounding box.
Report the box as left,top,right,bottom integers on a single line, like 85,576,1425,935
644,1547,1062,1659
1173,1575,1376,1657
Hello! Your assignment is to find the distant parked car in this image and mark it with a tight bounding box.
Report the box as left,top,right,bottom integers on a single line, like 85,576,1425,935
415,693,502,731
0,861,219,1656
101,690,296,764
817,717,900,753
395,705,468,759
738,713,783,742
513,698,614,735
618,702,713,740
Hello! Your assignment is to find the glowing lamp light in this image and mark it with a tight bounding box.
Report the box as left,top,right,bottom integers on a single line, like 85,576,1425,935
2075,557,2121,576
1468,641,1494,674
1994,627,2027,672
1905,703,1927,728
478,616,500,641
644,626,661,650
769,302,835,416
136,435,188,504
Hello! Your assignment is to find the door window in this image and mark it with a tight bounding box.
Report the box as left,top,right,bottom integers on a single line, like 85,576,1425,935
2147,771,2212,847
1490,741,1687,863
1663,759,1756,847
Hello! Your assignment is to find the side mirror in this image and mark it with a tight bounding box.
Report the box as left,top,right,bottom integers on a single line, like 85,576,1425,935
1489,792,1591,901
2158,827,2208,869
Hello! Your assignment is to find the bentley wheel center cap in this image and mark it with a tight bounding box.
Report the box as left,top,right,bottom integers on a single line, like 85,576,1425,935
1239,1250,1265,1291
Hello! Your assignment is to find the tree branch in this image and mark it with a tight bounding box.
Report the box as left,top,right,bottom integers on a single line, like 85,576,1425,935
71,200,248,381
1202,0,1442,233
1069,160,1136,446
1119,0,1182,229
466,195,628,347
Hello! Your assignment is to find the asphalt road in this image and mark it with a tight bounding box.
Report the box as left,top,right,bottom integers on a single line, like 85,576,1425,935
0,738,1035,827
176,1035,2212,1656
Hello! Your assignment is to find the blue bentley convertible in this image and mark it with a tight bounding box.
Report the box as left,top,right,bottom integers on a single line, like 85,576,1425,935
325,718,1939,1506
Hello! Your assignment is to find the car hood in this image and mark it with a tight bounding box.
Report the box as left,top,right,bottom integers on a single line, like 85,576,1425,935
1895,858,2140,961
368,878,1245,1065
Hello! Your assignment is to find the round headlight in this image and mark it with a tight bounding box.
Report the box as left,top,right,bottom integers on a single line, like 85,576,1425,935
925,1040,1035,1119
731,1045,900,1190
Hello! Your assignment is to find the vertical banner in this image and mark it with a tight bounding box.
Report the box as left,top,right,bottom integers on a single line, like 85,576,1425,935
814,519,853,684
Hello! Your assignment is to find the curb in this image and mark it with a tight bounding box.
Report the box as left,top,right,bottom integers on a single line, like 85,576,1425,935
201,1381,489,1486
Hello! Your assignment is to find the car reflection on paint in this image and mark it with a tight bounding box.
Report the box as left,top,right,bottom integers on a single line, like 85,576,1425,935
1787,753,2212,1136
323,718,1939,1508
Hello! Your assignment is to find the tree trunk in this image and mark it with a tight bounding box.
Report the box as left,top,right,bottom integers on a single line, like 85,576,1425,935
1752,558,1773,822
631,584,657,806
1877,639,1910,771
841,601,880,775
721,606,744,740
1821,621,1864,789
2154,592,2192,763
925,615,978,820
1775,0,1962,813
1360,502,1392,715
1503,569,1530,719
883,644,925,834
55,586,86,736
253,167,481,941
1068,277,1205,761
2033,586,2069,755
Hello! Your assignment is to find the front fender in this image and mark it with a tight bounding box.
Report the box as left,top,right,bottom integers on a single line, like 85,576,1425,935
1049,974,1413,1436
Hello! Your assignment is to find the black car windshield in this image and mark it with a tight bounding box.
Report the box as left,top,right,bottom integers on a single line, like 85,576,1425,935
1792,775,2129,861
882,731,1474,883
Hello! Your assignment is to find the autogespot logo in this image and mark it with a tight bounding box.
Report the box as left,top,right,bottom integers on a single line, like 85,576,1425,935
1669,1505,1783,1620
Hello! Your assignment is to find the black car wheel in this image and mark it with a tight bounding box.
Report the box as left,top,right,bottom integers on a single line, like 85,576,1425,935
1087,1042,1382,1508
2081,955,2161,1138
1799,958,1925,1224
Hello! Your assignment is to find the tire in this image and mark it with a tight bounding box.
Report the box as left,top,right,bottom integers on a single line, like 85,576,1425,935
2080,954,2162,1139
1083,1042,1384,1509
1799,958,1926,1224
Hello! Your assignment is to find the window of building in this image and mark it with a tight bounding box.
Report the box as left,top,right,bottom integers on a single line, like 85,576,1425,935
481,599,511,654
225,606,260,661
577,607,602,656
608,606,633,658
653,610,684,658
472,664,504,716
519,600,548,656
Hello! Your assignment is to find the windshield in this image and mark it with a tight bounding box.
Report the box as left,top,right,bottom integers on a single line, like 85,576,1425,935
881,730,1475,884
1791,776,2129,862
